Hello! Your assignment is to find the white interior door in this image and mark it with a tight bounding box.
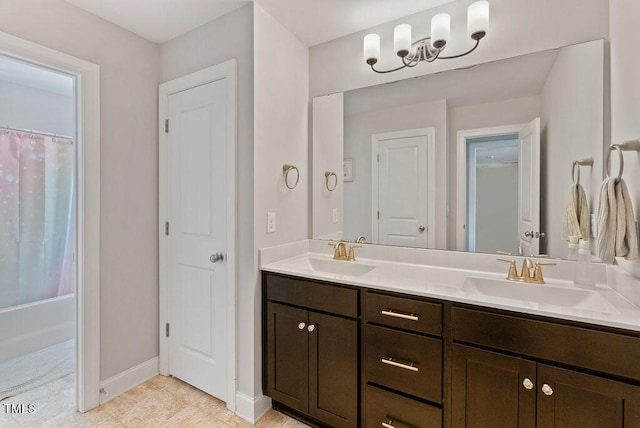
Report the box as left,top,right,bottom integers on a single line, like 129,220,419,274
373,129,434,248
167,79,228,400
518,118,541,256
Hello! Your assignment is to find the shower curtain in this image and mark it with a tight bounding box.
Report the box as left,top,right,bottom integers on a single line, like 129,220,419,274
0,131,75,310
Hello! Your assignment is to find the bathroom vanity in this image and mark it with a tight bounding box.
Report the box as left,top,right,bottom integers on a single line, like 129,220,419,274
261,246,640,428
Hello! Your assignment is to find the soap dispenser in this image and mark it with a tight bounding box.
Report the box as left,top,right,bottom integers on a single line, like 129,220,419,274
574,240,595,289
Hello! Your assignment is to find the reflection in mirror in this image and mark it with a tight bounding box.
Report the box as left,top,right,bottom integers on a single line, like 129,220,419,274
311,39,604,260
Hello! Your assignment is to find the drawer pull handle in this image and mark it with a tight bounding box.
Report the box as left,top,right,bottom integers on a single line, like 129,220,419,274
382,422,396,428
381,358,419,372
381,309,419,321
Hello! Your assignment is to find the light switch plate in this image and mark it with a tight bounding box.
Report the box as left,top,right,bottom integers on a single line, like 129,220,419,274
267,212,276,233
332,208,338,224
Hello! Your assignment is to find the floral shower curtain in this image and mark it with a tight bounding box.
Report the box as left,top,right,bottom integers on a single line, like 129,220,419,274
0,131,75,310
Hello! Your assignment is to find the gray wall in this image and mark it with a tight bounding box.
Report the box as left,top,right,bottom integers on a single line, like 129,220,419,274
0,80,74,136
475,165,519,254
0,0,160,379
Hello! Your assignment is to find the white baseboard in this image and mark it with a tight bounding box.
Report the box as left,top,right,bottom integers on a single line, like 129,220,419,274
99,357,159,405
235,391,272,424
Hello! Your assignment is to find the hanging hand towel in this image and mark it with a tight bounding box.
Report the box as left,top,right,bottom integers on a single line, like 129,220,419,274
596,177,617,264
614,179,639,260
562,184,589,241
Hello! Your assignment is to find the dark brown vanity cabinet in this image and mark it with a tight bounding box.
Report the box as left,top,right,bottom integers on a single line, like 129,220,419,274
362,291,444,428
264,273,359,428
451,307,640,428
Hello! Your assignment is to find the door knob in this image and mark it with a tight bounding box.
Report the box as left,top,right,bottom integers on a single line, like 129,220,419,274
210,252,224,263
522,378,534,390
541,383,554,396
418,225,426,232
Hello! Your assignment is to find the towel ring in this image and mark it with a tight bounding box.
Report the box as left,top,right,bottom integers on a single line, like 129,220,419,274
324,171,338,191
605,145,624,181
282,164,300,190
571,162,581,186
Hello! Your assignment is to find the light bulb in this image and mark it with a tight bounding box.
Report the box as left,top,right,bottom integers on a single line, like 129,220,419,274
431,13,450,49
468,1,489,40
394,24,412,58
363,33,380,65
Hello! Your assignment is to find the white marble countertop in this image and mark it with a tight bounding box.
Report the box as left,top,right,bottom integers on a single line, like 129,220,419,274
261,251,640,332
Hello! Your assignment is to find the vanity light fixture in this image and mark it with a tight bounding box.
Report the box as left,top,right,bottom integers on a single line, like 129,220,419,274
363,0,489,74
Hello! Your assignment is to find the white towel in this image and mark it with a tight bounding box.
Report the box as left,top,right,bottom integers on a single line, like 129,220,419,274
596,177,639,264
562,184,589,241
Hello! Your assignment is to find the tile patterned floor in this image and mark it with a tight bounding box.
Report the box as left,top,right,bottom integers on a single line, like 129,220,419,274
1,374,310,427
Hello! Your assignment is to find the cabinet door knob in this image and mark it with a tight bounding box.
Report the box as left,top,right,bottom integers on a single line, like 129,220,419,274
307,324,315,332
522,378,534,390
298,322,306,330
542,383,554,396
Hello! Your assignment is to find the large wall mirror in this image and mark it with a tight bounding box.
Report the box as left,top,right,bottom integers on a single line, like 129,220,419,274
311,39,604,260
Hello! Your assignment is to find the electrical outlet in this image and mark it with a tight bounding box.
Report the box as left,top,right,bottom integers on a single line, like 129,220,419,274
267,212,276,233
332,208,339,224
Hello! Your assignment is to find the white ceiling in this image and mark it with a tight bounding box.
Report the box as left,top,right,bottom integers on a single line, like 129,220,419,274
65,0,251,44
63,0,457,46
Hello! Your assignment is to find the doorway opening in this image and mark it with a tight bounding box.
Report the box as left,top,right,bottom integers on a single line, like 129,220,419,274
0,54,77,408
466,134,519,254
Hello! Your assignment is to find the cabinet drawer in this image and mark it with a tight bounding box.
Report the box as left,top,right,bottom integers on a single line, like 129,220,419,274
365,384,442,428
452,307,640,382
365,324,442,403
365,292,442,336
265,273,358,318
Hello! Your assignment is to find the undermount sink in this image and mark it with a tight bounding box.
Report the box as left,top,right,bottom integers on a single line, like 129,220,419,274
463,276,619,313
307,258,376,277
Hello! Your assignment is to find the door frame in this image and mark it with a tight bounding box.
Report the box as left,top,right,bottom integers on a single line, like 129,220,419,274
456,124,525,251
0,31,101,412
371,128,436,247
158,60,237,411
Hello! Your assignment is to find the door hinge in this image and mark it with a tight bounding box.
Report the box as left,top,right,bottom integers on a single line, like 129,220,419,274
165,323,170,337
165,119,169,133
165,222,169,236
377,211,380,219
377,154,380,162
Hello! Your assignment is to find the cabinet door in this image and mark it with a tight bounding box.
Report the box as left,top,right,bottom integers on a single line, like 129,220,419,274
537,364,640,428
452,344,536,428
266,302,309,413
308,311,358,428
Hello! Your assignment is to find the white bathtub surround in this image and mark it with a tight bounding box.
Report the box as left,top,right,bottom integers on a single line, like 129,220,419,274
0,295,75,364
260,239,639,332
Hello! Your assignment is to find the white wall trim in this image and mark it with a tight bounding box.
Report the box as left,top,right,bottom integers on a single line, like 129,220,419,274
0,31,101,413
371,127,436,247
99,357,159,405
456,124,526,251
235,392,272,424
158,59,238,412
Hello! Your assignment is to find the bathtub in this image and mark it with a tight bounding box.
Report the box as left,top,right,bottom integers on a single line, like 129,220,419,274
0,294,75,363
